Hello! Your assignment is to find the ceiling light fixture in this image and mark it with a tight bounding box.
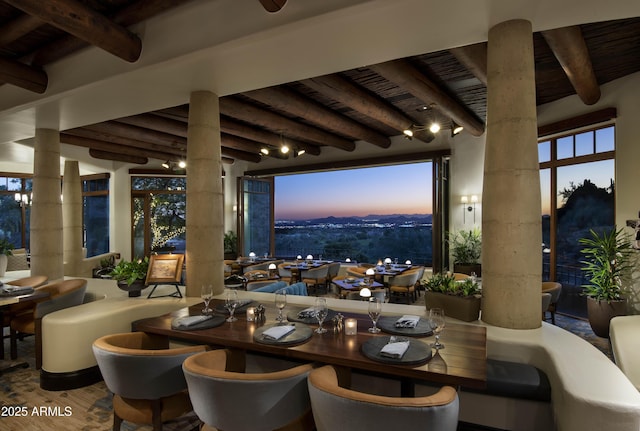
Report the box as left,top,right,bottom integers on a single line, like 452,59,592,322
451,120,464,137
260,147,270,155
162,160,170,169
178,160,186,169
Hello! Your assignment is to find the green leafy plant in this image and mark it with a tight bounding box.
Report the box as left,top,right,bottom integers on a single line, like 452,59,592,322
579,227,634,302
421,272,480,297
224,230,238,254
447,228,481,265
0,238,14,256
110,257,149,286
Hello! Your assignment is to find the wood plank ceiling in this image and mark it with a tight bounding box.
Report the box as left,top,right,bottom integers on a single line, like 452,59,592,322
1,0,640,166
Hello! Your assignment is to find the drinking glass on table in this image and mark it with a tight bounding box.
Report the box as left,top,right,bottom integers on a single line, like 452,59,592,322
314,297,328,334
201,284,213,315
367,297,382,333
275,288,287,323
429,308,446,349
225,289,239,322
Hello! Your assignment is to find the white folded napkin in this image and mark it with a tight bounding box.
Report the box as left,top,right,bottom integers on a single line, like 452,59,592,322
1,285,34,296
298,307,317,318
236,299,253,308
395,315,420,328
172,315,213,329
263,325,296,340
380,340,410,359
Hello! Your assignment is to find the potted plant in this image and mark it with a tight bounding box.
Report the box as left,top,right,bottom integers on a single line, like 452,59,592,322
447,228,482,276
0,238,14,277
224,230,238,260
422,272,482,321
110,257,149,297
579,227,634,338
93,255,116,278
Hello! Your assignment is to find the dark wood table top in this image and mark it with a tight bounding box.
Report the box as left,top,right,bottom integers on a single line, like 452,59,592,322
132,299,487,389
333,278,385,291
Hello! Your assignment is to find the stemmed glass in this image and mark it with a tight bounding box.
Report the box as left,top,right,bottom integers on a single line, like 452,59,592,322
367,297,382,333
429,308,446,349
225,289,239,322
275,288,287,323
314,297,328,334
201,284,213,315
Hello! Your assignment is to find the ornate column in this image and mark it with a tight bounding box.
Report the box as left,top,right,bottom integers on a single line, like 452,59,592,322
186,91,224,296
30,128,64,281
481,20,542,329
62,160,83,275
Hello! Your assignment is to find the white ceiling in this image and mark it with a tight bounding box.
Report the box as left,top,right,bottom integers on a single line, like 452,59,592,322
1,0,639,174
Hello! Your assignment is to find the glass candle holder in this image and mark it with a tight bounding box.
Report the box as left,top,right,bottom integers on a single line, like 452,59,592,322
246,307,256,321
345,318,358,335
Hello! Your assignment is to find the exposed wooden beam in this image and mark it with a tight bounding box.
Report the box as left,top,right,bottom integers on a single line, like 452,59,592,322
31,0,185,66
370,59,485,137
220,97,355,151
221,133,265,154
538,107,616,137
541,26,601,105
115,114,188,138
243,86,391,148
0,13,42,45
89,149,148,164
61,133,178,161
449,42,488,86
0,56,48,93
221,147,262,163
85,121,186,149
301,74,434,143
258,0,287,13
5,0,142,62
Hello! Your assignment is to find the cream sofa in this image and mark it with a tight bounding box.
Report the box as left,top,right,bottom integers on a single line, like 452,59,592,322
610,315,640,391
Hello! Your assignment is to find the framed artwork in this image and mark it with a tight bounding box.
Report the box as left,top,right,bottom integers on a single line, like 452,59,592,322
145,254,185,285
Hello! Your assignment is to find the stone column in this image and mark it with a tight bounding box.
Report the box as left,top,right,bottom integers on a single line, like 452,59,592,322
30,128,64,281
62,160,83,275
481,20,542,329
186,91,224,296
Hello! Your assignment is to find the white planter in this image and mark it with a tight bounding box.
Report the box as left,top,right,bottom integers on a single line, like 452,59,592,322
0,254,7,277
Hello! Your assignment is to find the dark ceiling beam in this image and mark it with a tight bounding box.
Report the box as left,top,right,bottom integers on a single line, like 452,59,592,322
220,147,261,163
30,0,185,66
4,0,142,63
221,133,265,154
220,97,356,151
0,56,47,93
258,0,287,13
0,13,42,45
301,74,434,143
370,59,485,137
61,133,178,161
115,114,188,138
449,42,488,86
157,106,322,156
84,121,185,149
541,26,601,105
243,86,391,148
89,149,148,164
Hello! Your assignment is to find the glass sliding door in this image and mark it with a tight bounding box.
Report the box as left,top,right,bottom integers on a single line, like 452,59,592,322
238,177,273,257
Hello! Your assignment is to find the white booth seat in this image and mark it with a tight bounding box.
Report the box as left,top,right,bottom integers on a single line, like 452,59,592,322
38,277,199,390
610,315,640,391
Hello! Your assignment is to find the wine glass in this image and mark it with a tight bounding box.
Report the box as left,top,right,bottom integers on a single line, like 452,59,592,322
429,308,446,349
275,288,287,323
201,284,213,315
367,297,382,333
225,289,239,322
314,297,328,334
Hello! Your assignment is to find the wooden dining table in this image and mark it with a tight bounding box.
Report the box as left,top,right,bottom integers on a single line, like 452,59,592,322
132,299,487,391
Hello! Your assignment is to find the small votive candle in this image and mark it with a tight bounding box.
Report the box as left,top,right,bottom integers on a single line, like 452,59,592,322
345,318,358,335
246,307,255,321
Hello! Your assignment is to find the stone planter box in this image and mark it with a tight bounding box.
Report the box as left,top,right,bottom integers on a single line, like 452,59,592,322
425,291,482,322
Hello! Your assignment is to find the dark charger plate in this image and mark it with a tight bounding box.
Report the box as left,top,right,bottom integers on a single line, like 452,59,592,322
286,307,338,324
253,323,313,346
361,336,432,365
377,315,434,337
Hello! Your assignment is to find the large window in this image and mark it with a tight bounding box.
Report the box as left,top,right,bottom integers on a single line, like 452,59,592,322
131,177,186,258
0,175,31,249
540,124,615,318
82,174,110,257
273,163,435,265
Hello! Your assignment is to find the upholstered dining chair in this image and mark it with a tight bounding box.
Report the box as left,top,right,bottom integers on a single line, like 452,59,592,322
346,266,368,278
388,268,422,304
541,282,562,324
93,332,208,431
453,272,470,281
301,265,329,295
183,349,315,431
542,293,552,316
307,365,459,431
277,262,294,284
5,275,48,288
10,278,86,369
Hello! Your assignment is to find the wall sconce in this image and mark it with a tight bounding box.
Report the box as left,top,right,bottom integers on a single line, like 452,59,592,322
14,192,31,207
461,195,479,223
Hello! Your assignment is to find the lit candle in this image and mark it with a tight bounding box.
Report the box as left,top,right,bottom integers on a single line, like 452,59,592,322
345,318,357,335
246,307,255,321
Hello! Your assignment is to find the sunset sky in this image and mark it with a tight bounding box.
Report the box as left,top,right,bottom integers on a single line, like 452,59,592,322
275,162,433,220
